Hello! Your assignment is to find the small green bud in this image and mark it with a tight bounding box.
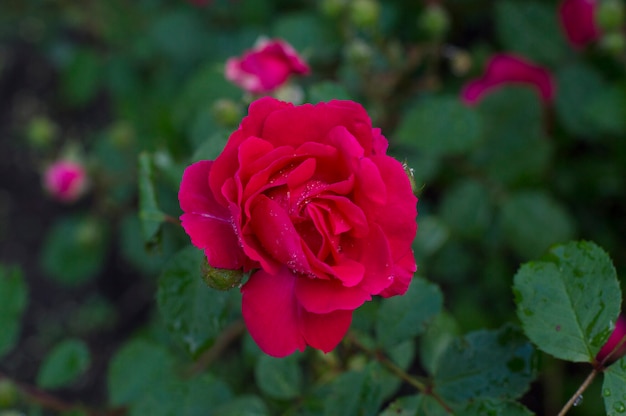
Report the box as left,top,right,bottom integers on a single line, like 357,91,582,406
419,4,451,40
320,0,348,18
0,379,18,409
344,38,374,66
202,260,244,291
75,218,100,247
212,99,243,128
26,116,57,149
596,0,624,32
349,0,380,29
599,31,626,55
108,121,135,149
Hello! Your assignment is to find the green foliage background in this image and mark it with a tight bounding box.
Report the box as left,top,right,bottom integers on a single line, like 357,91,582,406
0,0,625,415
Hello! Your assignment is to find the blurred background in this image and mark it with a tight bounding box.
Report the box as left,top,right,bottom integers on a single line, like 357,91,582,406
0,0,625,415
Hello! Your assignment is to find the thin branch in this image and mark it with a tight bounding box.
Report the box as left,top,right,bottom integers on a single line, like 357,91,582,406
556,368,598,416
346,333,454,414
186,320,247,376
0,373,126,416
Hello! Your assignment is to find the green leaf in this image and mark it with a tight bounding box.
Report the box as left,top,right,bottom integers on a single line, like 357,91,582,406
513,241,622,362
555,64,606,138
138,152,166,247
412,216,450,259
420,311,460,375
440,179,492,239
214,395,269,416
585,86,626,136
40,215,108,286
394,96,482,156
157,247,240,356
60,48,103,106
272,13,338,61
148,11,209,64
433,325,536,405
500,191,575,259
379,395,420,416
108,339,176,406
37,339,90,389
130,374,233,416
603,358,626,414
255,354,302,400
495,1,569,66
376,277,443,349
0,265,27,358
462,398,534,416
472,88,552,185
322,366,383,416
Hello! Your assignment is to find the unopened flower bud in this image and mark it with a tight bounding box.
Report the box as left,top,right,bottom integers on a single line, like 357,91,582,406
596,0,624,32
212,99,243,128
596,315,626,366
344,38,374,66
419,4,451,40
320,0,349,18
26,116,57,149
202,260,244,291
349,0,380,29
43,160,88,203
599,31,626,55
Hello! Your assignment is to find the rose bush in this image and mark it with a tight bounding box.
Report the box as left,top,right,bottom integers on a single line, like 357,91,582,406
225,38,310,95
178,97,417,357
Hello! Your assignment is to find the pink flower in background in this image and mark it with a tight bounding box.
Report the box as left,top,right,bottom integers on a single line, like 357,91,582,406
461,53,555,106
43,160,88,203
596,315,626,366
559,0,601,48
225,38,310,94
179,97,417,357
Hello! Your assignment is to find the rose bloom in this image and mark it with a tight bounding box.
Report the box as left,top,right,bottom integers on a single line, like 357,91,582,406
225,38,310,95
461,53,555,106
596,315,626,366
559,0,600,48
43,160,88,203
179,97,418,357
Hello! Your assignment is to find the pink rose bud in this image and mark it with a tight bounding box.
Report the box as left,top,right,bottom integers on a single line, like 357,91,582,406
461,53,555,106
225,38,310,94
558,0,601,48
43,160,88,203
596,315,626,366
179,98,418,357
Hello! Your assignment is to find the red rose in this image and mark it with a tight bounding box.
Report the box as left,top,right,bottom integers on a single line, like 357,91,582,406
225,38,310,94
179,98,418,357
461,53,555,106
43,160,88,203
559,0,601,49
596,315,626,366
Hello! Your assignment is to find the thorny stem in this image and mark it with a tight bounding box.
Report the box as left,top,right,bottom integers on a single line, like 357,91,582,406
556,368,599,416
0,372,126,416
347,333,454,414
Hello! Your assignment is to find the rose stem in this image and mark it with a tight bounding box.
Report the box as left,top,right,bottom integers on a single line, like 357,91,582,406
556,368,599,416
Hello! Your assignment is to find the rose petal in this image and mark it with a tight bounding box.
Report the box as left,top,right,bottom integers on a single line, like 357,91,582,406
295,275,371,314
300,307,353,353
241,268,306,357
179,161,245,269
249,195,310,274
